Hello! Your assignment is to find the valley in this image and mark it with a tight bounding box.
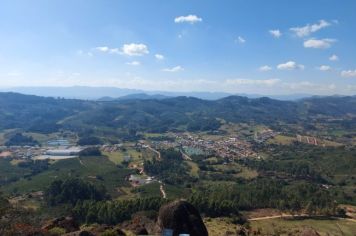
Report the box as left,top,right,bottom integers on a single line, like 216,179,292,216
0,93,356,235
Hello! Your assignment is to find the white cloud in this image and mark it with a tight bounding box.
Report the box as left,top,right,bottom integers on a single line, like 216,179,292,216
95,46,109,52
121,43,149,56
77,50,93,57
174,15,202,24
329,54,339,61
155,54,165,60
6,71,22,77
236,36,246,44
277,61,305,70
269,29,282,38
341,70,356,78
225,78,280,86
303,38,336,49
126,61,141,66
318,65,331,71
94,46,120,54
259,65,272,71
162,66,184,72
290,20,331,37
93,44,141,56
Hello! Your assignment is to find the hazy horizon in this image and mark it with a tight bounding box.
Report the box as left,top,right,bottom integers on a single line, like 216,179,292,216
1,85,352,101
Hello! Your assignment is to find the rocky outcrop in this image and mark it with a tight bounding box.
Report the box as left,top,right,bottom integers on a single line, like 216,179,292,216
300,228,321,236
63,226,126,236
157,200,208,236
42,216,79,233
63,230,95,236
8,223,47,236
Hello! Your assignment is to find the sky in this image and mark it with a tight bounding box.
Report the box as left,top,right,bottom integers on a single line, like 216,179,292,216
0,0,356,95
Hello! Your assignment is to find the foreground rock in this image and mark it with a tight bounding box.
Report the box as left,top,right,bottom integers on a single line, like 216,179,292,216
42,216,79,233
157,200,208,236
300,228,321,236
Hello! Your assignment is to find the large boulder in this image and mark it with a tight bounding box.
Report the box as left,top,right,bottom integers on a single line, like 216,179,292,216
157,200,208,236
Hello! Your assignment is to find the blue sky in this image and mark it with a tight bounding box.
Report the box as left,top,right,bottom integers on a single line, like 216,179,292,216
0,0,356,95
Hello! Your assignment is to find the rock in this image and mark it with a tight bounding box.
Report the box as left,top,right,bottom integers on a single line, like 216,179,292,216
157,200,208,236
64,226,126,236
42,216,79,233
120,215,158,235
10,223,46,236
300,228,321,236
133,227,149,235
113,227,127,236
63,230,95,236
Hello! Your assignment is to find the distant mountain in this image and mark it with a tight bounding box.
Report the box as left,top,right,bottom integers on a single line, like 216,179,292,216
236,93,314,101
3,86,347,102
0,92,355,139
1,86,142,100
1,86,320,101
0,86,232,100
97,93,172,101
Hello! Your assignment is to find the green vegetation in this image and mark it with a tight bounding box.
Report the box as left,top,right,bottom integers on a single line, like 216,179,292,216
144,148,196,185
243,144,356,204
1,93,355,143
77,136,102,145
5,133,39,146
73,197,166,224
45,178,107,206
1,156,133,197
104,151,126,165
189,179,339,217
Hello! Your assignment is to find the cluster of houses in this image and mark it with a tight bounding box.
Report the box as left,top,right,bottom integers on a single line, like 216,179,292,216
128,175,155,186
0,146,43,159
254,128,277,143
100,144,124,152
149,133,258,160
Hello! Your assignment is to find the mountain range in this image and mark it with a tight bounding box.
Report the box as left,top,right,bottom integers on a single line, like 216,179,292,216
0,86,315,101
0,92,355,141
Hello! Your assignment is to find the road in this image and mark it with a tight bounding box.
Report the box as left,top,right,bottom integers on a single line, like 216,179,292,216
78,157,84,166
180,150,192,161
147,145,161,160
159,182,167,199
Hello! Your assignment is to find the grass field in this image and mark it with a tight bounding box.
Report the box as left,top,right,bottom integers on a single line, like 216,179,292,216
212,162,258,179
250,217,356,236
104,147,143,165
268,135,296,145
204,217,240,236
204,217,356,236
135,182,161,197
186,160,199,177
236,166,258,179
103,151,126,164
